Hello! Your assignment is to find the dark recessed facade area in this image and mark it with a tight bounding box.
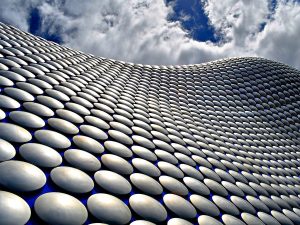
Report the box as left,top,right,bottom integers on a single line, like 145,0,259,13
1,22,300,225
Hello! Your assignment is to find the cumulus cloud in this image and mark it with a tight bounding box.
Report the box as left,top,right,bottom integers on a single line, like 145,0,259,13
0,0,40,31
202,0,300,67
1,0,300,68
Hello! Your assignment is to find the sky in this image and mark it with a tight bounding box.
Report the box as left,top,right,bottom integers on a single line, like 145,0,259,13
0,0,300,69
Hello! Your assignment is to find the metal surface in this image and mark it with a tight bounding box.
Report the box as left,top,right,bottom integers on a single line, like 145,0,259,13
1,22,300,224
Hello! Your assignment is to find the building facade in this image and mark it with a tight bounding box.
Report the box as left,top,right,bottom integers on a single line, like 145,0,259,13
1,22,300,225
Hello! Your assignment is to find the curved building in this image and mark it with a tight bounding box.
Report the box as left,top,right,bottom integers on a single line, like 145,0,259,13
1,22,300,225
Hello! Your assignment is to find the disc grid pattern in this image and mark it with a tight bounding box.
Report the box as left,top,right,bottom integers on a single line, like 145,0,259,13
1,22,300,225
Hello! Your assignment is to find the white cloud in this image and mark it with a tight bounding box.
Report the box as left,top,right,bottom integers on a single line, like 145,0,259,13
202,0,300,67
0,0,40,31
1,0,300,69
254,0,300,67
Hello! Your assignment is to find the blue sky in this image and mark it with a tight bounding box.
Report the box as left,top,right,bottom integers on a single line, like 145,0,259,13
21,0,220,44
1,0,300,69
166,0,219,42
